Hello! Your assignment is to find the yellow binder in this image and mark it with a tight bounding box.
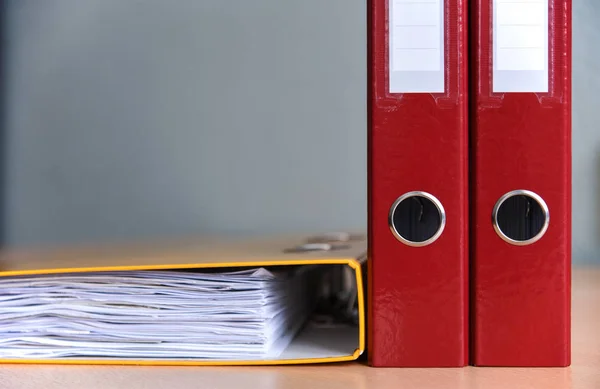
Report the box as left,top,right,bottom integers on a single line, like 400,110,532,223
0,234,366,366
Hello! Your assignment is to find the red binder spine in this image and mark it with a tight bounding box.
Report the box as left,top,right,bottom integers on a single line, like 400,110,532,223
471,0,571,367
368,0,469,367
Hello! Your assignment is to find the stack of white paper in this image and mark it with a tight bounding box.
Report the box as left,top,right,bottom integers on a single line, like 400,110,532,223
0,268,311,360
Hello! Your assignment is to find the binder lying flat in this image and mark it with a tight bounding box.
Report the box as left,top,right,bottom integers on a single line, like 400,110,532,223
0,234,366,365
471,0,571,366
368,0,469,367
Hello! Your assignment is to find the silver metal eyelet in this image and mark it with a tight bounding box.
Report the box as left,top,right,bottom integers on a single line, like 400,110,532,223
492,189,550,246
388,191,446,247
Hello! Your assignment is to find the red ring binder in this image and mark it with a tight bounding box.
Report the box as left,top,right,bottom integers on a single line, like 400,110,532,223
368,0,469,367
470,0,571,367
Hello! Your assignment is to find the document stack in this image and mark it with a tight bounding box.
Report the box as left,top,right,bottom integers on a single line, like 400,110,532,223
0,234,366,365
0,268,310,360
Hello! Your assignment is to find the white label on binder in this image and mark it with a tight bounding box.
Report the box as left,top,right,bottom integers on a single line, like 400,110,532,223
493,0,549,92
389,0,445,93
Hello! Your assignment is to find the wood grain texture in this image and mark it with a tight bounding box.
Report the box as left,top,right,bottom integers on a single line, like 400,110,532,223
0,268,598,389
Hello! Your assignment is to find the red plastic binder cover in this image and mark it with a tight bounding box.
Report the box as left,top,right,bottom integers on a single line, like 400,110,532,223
368,0,469,367
471,0,571,367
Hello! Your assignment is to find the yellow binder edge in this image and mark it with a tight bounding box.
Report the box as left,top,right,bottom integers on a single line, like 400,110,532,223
0,257,365,366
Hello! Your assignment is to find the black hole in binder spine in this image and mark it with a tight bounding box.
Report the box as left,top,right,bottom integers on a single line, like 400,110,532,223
496,195,546,242
391,195,442,244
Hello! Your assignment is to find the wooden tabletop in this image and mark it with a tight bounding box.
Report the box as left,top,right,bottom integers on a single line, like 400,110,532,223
0,268,598,389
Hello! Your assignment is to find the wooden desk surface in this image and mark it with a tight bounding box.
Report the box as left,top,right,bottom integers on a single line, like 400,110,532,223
0,268,598,389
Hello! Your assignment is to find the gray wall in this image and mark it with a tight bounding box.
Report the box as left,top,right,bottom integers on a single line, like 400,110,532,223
1,0,367,246
572,1,600,264
1,1,598,265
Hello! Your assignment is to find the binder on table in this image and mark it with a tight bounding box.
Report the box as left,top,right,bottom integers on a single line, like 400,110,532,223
368,0,469,367
471,0,571,366
0,234,366,366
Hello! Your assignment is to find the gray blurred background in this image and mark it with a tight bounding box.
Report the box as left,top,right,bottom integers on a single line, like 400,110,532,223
0,0,596,264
